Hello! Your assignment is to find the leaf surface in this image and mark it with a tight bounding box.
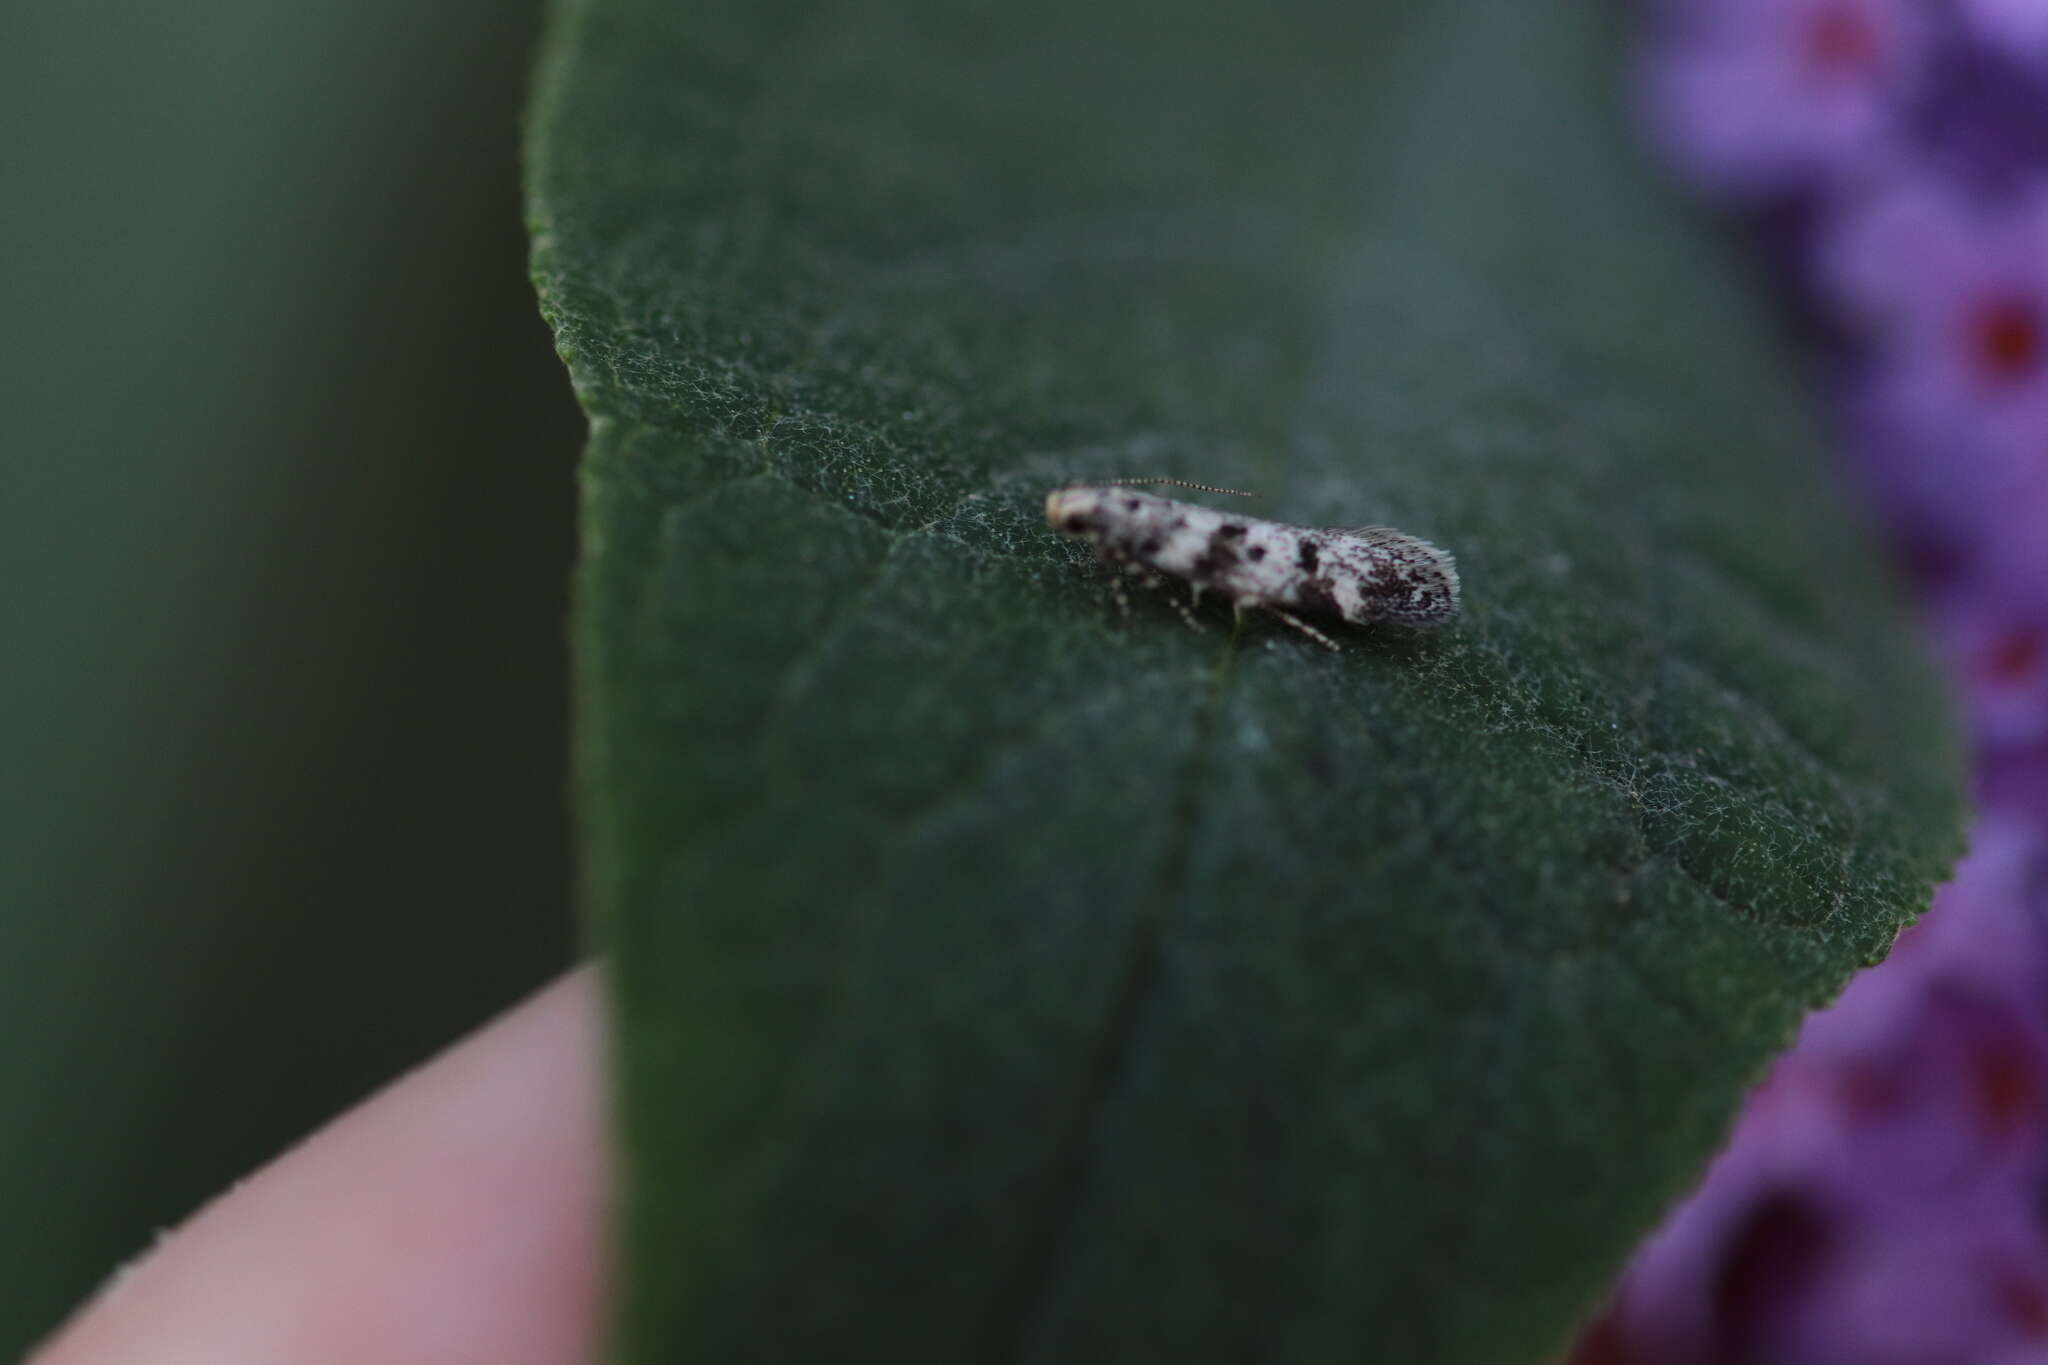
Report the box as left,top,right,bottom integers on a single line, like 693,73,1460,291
527,1,1965,1359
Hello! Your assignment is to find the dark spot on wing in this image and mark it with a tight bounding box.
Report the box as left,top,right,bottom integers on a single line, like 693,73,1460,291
1247,544,1266,562
1195,532,1242,579
1138,536,1162,556
1218,522,1247,539
1296,581,1340,618
1297,540,1320,573
1124,498,1141,511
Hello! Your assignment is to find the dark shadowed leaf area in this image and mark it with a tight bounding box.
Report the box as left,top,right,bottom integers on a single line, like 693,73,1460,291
526,1,1965,1360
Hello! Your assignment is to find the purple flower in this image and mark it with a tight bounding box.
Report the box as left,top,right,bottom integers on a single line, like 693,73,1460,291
1961,0,2048,67
1983,739,2048,817
1818,172,2048,740
1937,588,2048,748
1914,33,2048,190
1821,173,2048,453
1873,816,2048,1000
1769,1191,2048,1365
1639,0,1928,197
1579,824,2048,1362
1589,5,2048,1359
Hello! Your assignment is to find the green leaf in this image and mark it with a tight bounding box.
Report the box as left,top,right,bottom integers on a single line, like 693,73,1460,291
526,1,1965,1360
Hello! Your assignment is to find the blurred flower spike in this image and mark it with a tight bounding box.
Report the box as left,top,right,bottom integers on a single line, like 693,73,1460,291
1581,1,2048,1360
1640,0,1926,196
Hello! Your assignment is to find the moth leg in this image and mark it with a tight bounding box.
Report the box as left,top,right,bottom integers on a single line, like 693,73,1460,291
1119,566,1201,632
1266,606,1341,652
1095,546,1134,619
1130,568,1203,631
1166,582,1205,632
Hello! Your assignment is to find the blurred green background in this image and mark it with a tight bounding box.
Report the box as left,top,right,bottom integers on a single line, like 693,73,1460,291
1,1,582,1349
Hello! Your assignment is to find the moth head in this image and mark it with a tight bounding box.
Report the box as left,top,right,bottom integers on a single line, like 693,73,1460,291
1045,485,1105,536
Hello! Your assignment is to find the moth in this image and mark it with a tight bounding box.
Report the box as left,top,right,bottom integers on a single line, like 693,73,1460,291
1045,478,1460,649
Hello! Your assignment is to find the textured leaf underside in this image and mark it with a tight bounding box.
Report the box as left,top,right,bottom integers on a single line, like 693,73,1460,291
527,1,1965,1361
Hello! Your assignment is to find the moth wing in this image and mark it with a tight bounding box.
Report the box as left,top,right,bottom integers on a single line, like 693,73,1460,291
1328,524,1460,584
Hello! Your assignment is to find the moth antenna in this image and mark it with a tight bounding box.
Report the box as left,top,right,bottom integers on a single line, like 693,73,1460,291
1083,477,1254,498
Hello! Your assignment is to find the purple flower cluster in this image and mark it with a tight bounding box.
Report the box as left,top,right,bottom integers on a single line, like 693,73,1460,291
1577,3,2048,1361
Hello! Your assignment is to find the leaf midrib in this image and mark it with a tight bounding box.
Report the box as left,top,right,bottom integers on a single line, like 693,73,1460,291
979,617,1244,1363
